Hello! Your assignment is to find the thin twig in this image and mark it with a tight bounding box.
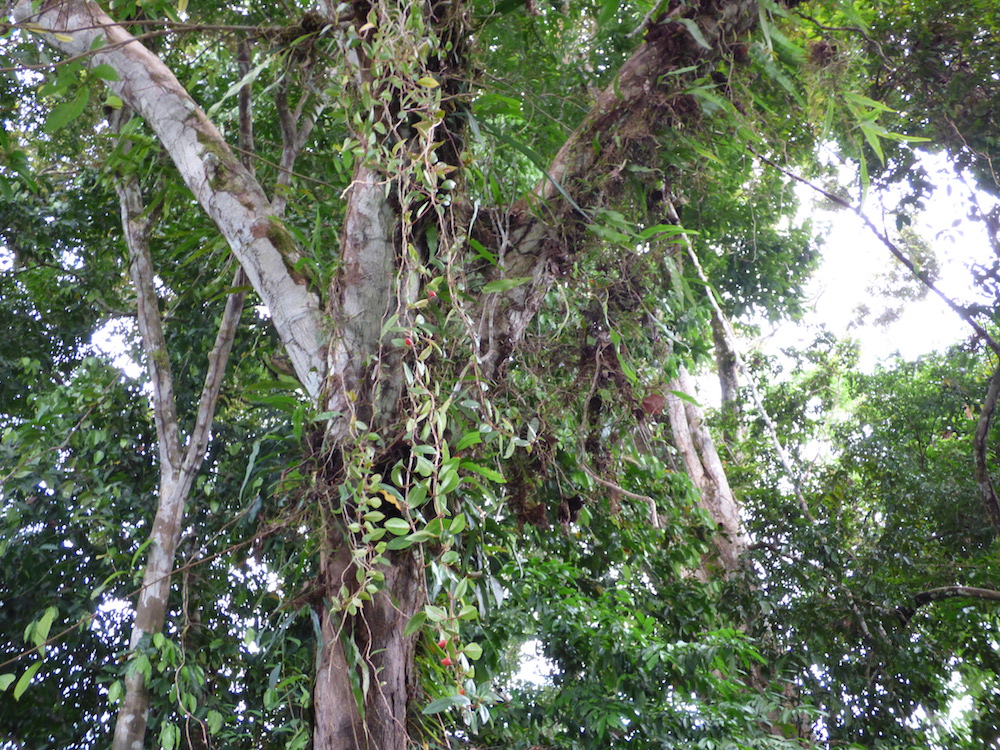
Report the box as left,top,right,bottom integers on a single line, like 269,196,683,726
581,464,660,528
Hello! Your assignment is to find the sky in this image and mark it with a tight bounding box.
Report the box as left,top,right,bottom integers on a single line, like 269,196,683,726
759,151,999,371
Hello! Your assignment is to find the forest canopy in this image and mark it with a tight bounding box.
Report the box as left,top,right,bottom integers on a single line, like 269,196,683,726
2,0,1000,748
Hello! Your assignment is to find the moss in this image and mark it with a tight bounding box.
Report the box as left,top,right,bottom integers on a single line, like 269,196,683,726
265,216,315,288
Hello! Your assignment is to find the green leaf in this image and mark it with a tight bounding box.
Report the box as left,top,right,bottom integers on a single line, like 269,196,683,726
32,606,57,651
0,674,15,692
455,431,482,451
462,642,483,660
206,710,223,734
402,611,427,637
385,518,411,536
597,0,620,27
461,461,505,483
160,721,178,750
424,604,448,623
482,276,531,294
89,64,120,82
13,662,41,701
667,389,701,407
385,535,414,550
422,694,471,714
675,18,711,50
207,59,271,117
43,86,90,134
416,76,439,88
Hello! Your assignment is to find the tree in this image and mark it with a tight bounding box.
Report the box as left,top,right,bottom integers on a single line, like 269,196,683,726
3,0,1000,748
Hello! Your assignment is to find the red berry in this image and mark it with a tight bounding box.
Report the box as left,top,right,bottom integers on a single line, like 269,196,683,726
428,290,437,298
458,688,465,695
441,657,453,666
437,638,448,649
404,337,413,347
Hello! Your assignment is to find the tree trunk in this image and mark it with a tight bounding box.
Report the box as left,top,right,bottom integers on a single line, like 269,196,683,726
109,110,247,749
14,0,767,745
314,540,422,749
666,366,747,573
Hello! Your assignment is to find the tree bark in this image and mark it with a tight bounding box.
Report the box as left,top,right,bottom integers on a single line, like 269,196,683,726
314,540,422,749
666,366,748,573
14,1,767,746
109,110,247,749
12,0,326,397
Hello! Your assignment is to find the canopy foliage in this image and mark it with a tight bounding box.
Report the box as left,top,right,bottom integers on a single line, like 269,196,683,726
2,0,1000,748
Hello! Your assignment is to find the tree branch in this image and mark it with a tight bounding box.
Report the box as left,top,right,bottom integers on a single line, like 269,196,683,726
13,0,327,398
750,146,1000,357
974,360,1000,533
898,585,1000,626
478,0,760,371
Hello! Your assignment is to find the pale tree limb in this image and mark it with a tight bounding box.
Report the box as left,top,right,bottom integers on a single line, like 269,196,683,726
110,107,248,750
665,199,815,522
271,68,320,217
581,464,660,529
12,0,326,397
665,366,748,574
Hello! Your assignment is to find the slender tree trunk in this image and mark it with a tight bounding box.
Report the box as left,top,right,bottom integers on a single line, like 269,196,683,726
666,366,747,573
109,110,248,750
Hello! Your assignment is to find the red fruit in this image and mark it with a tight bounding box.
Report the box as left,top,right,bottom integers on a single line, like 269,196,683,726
428,290,437,298
404,337,413,347
441,657,453,666
458,688,465,695
437,638,448,649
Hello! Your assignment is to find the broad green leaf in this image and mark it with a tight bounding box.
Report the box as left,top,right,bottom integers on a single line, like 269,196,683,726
206,710,224,734
402,611,426,637
89,64,120,82
385,518,411,536
455,431,482,451
0,674,15,692
482,276,531,293
43,86,90,134
32,606,57,651
13,662,40,701
422,693,471,714
160,721,178,750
